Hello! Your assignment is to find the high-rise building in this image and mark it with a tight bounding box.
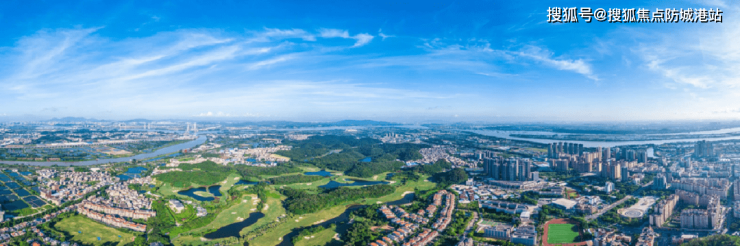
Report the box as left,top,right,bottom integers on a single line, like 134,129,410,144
483,157,534,181
621,166,630,182
653,173,668,190
626,149,636,162
694,140,715,158
637,150,647,163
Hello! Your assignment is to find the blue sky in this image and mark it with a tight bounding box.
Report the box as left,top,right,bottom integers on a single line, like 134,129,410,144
1,0,738,122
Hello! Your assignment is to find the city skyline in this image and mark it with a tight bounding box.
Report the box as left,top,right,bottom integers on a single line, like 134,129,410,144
1,0,739,122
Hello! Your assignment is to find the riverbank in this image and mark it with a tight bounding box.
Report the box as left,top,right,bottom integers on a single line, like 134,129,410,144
0,136,206,166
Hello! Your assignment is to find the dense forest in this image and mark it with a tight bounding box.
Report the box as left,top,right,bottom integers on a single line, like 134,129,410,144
409,159,452,174
432,167,469,187
275,135,428,178
681,234,740,246
154,161,230,187
280,185,395,214
234,164,303,178
267,174,323,185
154,161,303,187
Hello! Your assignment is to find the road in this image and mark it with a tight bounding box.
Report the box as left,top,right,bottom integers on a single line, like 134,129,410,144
586,180,654,221
586,195,632,221
460,211,479,240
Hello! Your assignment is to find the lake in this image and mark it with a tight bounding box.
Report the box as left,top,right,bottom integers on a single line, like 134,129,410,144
177,185,222,201
117,166,148,181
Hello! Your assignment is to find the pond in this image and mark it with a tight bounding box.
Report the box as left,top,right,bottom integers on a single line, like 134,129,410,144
203,212,266,239
14,189,31,197
125,166,148,174
304,170,333,177
116,174,141,181
318,179,389,189
4,199,29,210
177,185,222,201
117,166,148,181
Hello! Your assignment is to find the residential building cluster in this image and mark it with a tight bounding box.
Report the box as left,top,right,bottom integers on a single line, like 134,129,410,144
151,166,181,176
0,206,75,244
591,228,633,246
670,177,731,199
481,156,536,182
76,205,146,232
635,226,658,246
649,194,678,226
679,196,724,230
414,146,468,167
39,170,115,205
79,199,155,220
372,190,455,246
105,183,153,209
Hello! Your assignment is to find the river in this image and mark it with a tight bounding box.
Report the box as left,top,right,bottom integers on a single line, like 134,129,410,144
0,135,207,166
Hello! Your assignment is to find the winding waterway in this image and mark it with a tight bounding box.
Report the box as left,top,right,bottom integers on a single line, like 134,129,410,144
0,135,207,166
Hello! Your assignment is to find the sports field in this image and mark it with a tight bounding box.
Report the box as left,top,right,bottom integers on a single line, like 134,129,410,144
547,223,579,244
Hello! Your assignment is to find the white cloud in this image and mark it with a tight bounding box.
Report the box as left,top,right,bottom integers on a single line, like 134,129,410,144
378,29,395,40
253,28,316,42
319,28,374,47
632,4,740,91
248,55,294,70
0,27,463,120
517,45,598,81
352,33,374,47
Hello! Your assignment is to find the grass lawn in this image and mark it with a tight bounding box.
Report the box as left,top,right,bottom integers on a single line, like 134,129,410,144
156,173,239,200
547,224,580,244
293,228,338,246
248,203,347,246
54,215,136,246
170,172,435,246
218,173,246,194
249,175,435,246
175,194,256,236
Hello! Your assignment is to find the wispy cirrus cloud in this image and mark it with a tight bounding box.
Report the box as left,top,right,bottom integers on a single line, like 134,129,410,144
319,28,374,47
516,45,598,81
0,27,468,120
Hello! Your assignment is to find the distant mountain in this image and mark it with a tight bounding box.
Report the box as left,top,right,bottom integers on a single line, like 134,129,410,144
331,120,399,126
48,117,105,122
122,118,155,123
